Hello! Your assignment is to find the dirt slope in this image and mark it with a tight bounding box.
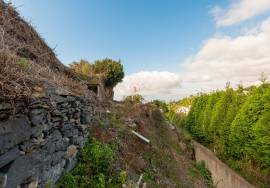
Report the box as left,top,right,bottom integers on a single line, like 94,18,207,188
91,102,210,188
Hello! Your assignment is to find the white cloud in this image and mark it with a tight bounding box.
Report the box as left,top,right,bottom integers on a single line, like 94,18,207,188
114,71,181,100
115,18,270,101
182,17,270,90
211,0,270,27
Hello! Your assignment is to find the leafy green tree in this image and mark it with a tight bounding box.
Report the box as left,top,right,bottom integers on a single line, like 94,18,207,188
185,94,209,142
200,92,221,146
180,83,270,185
69,58,124,87
207,88,245,156
250,111,270,169
229,85,270,165
93,58,124,87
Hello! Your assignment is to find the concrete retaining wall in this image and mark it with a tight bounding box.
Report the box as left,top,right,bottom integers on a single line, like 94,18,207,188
193,141,256,188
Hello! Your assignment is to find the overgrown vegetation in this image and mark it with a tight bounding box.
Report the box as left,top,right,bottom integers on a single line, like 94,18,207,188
0,52,93,100
180,82,270,187
57,138,126,188
70,58,124,87
196,161,214,187
149,100,169,113
123,94,144,104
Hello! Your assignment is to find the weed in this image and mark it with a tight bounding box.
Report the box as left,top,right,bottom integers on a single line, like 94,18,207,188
16,57,30,68
57,138,126,188
196,161,214,187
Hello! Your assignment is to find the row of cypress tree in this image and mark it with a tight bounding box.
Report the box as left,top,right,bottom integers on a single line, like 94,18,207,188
185,83,270,183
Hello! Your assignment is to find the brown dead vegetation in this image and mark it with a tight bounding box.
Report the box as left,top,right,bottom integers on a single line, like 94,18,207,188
0,1,95,100
0,51,96,100
91,103,209,188
0,1,67,71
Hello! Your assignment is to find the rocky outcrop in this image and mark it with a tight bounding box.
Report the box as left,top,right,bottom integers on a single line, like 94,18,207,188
0,85,100,188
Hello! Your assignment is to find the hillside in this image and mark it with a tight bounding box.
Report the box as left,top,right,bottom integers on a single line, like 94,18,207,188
57,101,211,188
0,1,212,188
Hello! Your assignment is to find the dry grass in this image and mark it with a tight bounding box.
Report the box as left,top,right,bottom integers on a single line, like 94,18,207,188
0,51,95,100
0,1,96,100
0,1,66,71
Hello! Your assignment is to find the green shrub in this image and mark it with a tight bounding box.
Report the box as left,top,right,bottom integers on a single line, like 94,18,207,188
123,94,144,104
181,83,270,186
196,161,214,187
16,58,30,68
57,138,126,188
229,85,270,167
93,58,124,87
69,58,124,87
69,59,93,80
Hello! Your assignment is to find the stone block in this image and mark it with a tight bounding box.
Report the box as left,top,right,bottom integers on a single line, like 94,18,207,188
0,116,31,154
0,147,21,169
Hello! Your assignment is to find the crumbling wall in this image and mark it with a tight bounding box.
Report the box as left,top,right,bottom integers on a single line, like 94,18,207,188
0,85,100,188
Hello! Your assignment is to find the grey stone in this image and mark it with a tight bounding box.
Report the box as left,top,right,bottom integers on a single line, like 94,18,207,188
54,88,72,96
30,108,44,115
60,102,69,108
53,121,61,128
63,116,68,122
0,103,11,111
0,116,31,154
41,160,66,185
32,134,45,145
50,130,62,141
65,156,77,172
63,128,78,138
51,109,62,116
77,124,88,133
66,96,76,102
51,117,62,122
0,147,21,168
43,140,56,154
81,111,92,124
55,138,69,151
6,155,40,188
31,125,44,138
29,109,46,127
19,141,35,153
51,151,65,166
61,123,73,132
0,173,7,188
71,136,84,146
50,95,67,104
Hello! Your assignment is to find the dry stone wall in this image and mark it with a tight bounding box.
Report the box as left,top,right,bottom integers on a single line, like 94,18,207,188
0,85,100,188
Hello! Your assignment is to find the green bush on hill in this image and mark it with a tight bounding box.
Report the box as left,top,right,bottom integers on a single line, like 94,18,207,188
123,94,144,104
69,58,124,87
57,138,126,188
183,83,270,186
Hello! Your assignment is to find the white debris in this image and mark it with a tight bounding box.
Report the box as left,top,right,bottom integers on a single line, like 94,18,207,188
132,130,150,144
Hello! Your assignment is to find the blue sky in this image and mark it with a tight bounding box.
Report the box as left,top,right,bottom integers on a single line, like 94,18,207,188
11,0,224,74
9,0,270,101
